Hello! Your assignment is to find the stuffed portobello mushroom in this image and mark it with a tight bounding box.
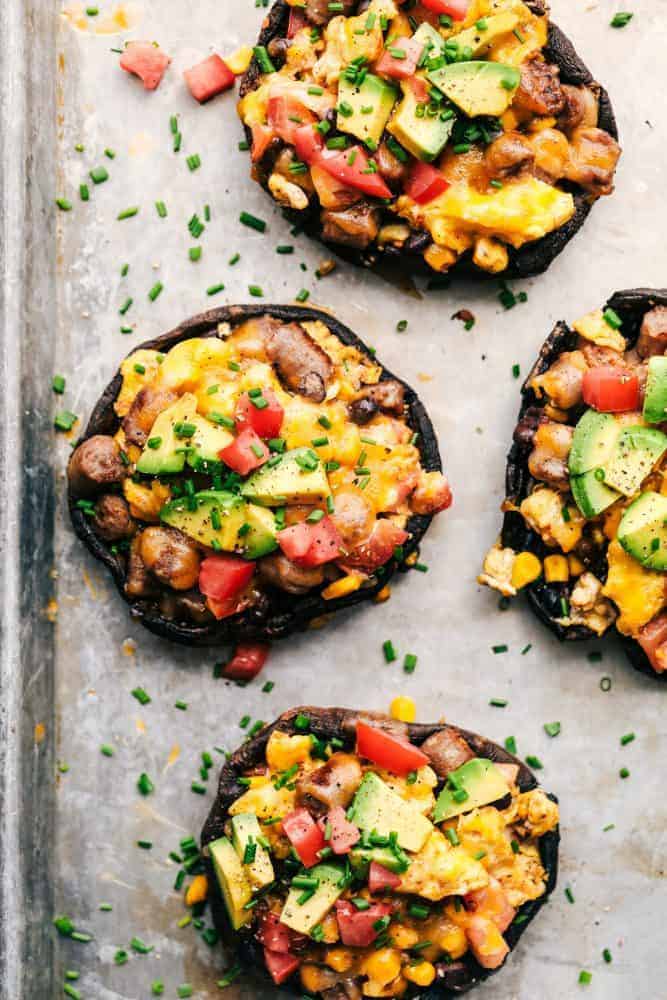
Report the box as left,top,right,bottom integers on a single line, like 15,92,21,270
479,289,667,681
201,707,559,997
68,305,451,647
239,0,620,279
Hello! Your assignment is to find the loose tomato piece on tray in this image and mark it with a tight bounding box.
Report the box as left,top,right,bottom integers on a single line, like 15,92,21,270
263,947,301,985
219,427,270,475
335,901,393,947
356,719,429,776
282,808,326,868
420,0,470,19
221,642,271,680
582,366,640,412
184,54,235,103
405,162,450,205
120,41,171,91
235,388,284,438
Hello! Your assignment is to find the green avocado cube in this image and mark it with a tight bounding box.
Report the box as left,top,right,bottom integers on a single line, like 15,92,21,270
387,84,455,163
433,758,511,823
643,356,667,425
160,490,246,549
603,426,667,497
280,863,345,935
231,813,274,889
348,772,433,853
337,73,398,146
570,470,619,519
618,490,667,570
427,61,520,118
568,409,620,476
241,448,331,506
209,836,252,930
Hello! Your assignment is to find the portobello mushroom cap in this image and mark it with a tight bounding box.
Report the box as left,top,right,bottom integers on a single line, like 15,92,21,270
240,0,618,281
502,288,667,682
201,706,560,997
68,305,443,646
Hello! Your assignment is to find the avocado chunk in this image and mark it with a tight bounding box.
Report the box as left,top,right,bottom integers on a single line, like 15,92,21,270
349,844,410,877
209,836,253,930
569,409,620,476
452,11,520,57
618,491,667,570
427,61,520,118
643,356,667,425
570,469,619,519
186,414,234,468
136,394,197,476
280,862,345,935
338,73,398,146
161,490,245,549
387,83,455,163
348,772,433,853
230,813,275,889
603,426,667,497
433,758,511,823
242,504,279,559
241,447,331,506
412,22,446,62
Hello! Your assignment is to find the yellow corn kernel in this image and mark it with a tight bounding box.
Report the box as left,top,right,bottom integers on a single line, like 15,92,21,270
391,924,420,950
322,574,364,601
266,731,312,772
225,46,253,75
363,949,402,987
423,245,457,273
568,554,585,577
374,585,391,604
326,948,354,973
511,551,542,590
472,237,509,275
320,911,340,944
403,962,436,988
390,697,416,724
185,875,208,907
544,554,569,583
437,924,468,959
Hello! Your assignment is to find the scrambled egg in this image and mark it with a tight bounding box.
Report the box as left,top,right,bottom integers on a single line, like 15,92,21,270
397,831,489,901
602,539,665,636
520,488,584,553
573,309,627,353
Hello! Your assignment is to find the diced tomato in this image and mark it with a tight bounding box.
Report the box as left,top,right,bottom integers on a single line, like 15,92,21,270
257,913,295,954
219,427,270,475
282,808,326,868
407,75,431,104
235,389,284,439
464,915,510,970
278,517,343,568
184,54,235,103
341,520,409,574
637,613,667,674
199,555,255,601
369,861,402,893
268,95,316,146
376,36,424,80
294,123,325,164
420,0,470,20
405,162,450,205
287,7,307,37
120,41,171,91
263,947,300,985
335,901,393,948
464,878,516,933
356,720,429,776
582,366,640,413
251,123,275,163
318,807,360,855
318,147,393,200
221,642,271,680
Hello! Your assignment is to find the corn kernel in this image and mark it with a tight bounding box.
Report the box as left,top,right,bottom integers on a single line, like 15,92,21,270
510,551,542,590
322,574,363,601
363,949,402,987
403,962,436,988
544,555,569,583
326,948,354,973
568,554,585,577
391,924,420,949
437,924,467,959
266,731,312,772
185,874,208,907
225,46,253,75
390,696,416,724
374,585,391,604
423,245,457,273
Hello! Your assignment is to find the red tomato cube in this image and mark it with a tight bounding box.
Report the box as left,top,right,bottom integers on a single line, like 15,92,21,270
184,54,236,104
120,41,171,91
235,388,284,439
281,808,326,868
219,427,270,475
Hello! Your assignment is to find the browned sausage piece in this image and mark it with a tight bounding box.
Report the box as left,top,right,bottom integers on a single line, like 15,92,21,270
375,142,409,185
92,494,136,542
514,55,565,116
558,85,599,132
304,0,355,26
637,306,667,359
68,435,126,497
265,322,333,403
122,385,179,447
420,728,474,779
484,131,535,179
563,127,621,197
257,552,326,594
296,753,363,812
125,535,159,599
139,526,201,591
349,380,405,424
321,202,381,250
159,589,215,624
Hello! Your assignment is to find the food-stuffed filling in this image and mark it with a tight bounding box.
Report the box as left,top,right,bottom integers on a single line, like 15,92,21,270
480,302,667,674
207,716,558,994
68,314,451,625
240,0,620,274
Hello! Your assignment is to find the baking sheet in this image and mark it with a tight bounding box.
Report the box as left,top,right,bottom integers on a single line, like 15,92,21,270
1,0,666,997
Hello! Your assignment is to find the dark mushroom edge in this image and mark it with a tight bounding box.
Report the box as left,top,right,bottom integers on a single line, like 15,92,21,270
68,305,450,647
480,288,667,681
239,0,619,281
201,706,559,999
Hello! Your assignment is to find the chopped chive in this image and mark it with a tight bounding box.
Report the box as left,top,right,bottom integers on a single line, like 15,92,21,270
79,184,89,201
603,948,612,963
217,964,243,989
114,950,128,965
492,644,508,654
100,744,114,757
489,698,508,708
565,887,575,904
620,732,635,746
295,289,310,303
610,12,633,28
525,755,543,770
175,700,188,711
137,773,154,796
207,283,225,296
578,971,592,985
152,982,165,997
131,937,154,954
544,722,561,738
186,154,201,172
173,131,182,152
155,201,167,218
521,643,532,655
54,411,77,432
89,166,109,184
249,284,263,297
99,903,112,911
137,840,152,850
603,306,623,329
619,767,630,779
512,363,521,378
55,198,72,211
148,282,163,302
189,246,202,262
403,653,417,674
131,687,151,706
240,211,266,233
52,374,66,394
117,206,138,220
382,639,397,663
505,736,517,754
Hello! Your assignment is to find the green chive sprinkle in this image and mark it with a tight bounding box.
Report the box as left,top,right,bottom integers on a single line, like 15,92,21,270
295,289,310,303
100,745,114,757
155,201,167,218
579,971,592,985
544,722,561,738
276,245,294,254
52,375,66,394
603,948,612,963
505,736,517,754
54,411,77,432
240,211,266,233
148,282,163,302
117,206,138,221
79,184,89,201
89,166,109,184
525,755,543,770
189,246,202,262
56,197,72,211
207,283,225,296
186,154,201,172
489,698,508,708
565,887,575,904
131,687,151,706
152,982,165,996
382,639,396,663
619,767,630,779
175,700,188,711
249,284,263,297
610,12,633,28
137,772,154,796
492,644,508,654
620,732,635,746
403,653,417,674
